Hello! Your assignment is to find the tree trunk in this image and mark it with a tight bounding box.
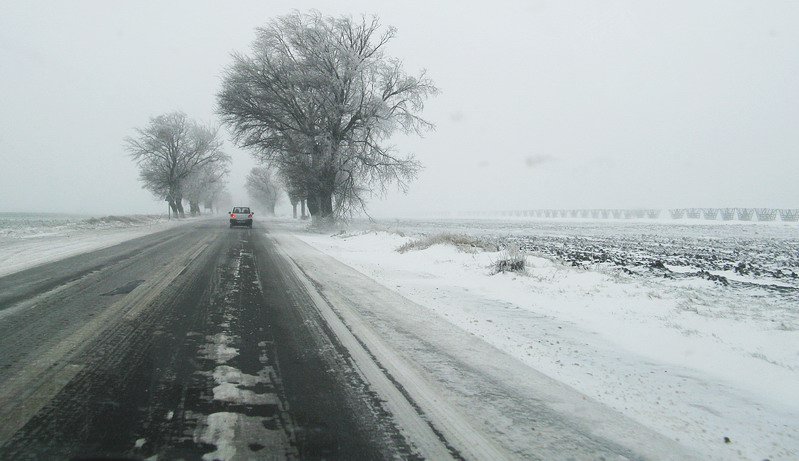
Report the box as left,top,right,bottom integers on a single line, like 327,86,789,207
316,171,336,221
306,196,318,218
292,202,298,219
301,200,307,220
320,191,334,217
189,200,201,216
175,196,186,218
168,199,179,217
308,170,336,222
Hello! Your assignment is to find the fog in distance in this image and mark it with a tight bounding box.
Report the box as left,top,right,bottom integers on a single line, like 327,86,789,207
1,0,797,215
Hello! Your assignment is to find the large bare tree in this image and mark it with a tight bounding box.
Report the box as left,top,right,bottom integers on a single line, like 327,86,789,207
126,112,229,217
218,11,438,221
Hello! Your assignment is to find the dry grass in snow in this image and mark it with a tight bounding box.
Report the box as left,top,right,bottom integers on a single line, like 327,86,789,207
396,232,496,253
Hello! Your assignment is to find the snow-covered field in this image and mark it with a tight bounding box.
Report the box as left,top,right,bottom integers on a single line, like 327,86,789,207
0,213,189,277
289,218,799,460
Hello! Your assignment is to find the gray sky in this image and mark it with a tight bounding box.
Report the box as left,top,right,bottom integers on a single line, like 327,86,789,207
1,0,797,216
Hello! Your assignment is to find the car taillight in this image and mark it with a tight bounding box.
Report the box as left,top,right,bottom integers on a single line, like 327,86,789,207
231,214,236,219
248,214,253,218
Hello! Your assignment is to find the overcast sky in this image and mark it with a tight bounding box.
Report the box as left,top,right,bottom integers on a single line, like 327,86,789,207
1,1,797,216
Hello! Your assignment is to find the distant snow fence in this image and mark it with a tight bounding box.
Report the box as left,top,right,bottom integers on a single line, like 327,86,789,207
460,208,799,222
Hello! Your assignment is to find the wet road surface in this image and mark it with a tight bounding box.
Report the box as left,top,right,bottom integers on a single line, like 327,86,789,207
0,219,702,461
0,219,416,460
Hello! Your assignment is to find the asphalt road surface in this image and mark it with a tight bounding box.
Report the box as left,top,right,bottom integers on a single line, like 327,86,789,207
0,219,419,460
0,219,697,461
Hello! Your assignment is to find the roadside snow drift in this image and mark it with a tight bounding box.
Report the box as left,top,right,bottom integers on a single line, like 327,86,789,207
0,214,194,277
292,220,798,461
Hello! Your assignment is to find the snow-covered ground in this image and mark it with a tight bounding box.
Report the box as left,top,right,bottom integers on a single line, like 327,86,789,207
3,212,795,458
0,213,192,277
287,218,799,460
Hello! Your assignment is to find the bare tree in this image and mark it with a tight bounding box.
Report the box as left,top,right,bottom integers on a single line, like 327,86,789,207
215,190,234,213
126,112,229,217
280,172,307,219
204,185,229,214
183,161,230,215
218,11,438,221
245,166,281,215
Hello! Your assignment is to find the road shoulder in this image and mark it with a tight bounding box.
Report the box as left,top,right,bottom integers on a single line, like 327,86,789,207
0,216,208,278
270,230,696,460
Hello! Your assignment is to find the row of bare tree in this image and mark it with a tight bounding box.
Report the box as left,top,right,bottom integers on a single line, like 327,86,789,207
245,166,309,219
245,167,280,216
126,12,435,222
218,11,437,222
126,112,230,217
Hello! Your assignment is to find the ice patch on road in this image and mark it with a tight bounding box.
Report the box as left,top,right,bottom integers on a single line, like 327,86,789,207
196,412,238,461
212,365,266,386
212,383,278,406
199,333,239,364
195,411,288,461
194,352,290,460
211,365,278,406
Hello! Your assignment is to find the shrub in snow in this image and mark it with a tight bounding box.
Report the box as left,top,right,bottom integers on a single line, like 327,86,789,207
396,233,495,253
493,243,526,274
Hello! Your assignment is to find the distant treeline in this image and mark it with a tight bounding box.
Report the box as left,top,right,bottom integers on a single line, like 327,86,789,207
456,208,799,222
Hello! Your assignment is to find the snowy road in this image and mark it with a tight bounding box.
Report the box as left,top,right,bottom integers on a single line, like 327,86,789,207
0,219,694,460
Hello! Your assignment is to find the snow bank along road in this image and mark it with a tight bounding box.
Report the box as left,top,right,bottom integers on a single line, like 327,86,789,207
293,221,798,460
0,219,695,460
0,214,189,278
